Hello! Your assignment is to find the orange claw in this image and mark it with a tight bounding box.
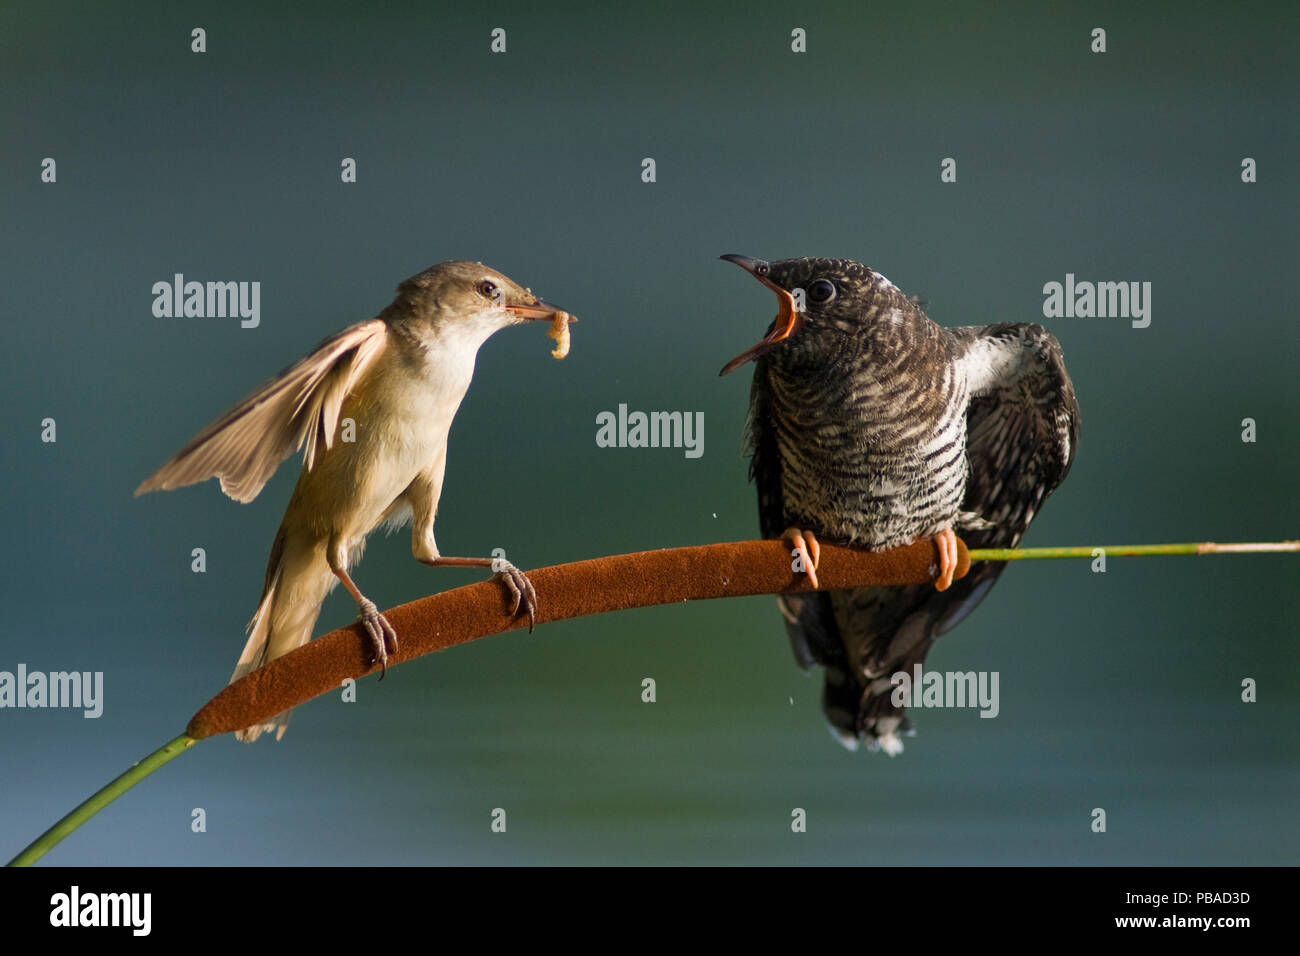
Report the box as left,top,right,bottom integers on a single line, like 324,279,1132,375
782,526,821,590
931,527,958,591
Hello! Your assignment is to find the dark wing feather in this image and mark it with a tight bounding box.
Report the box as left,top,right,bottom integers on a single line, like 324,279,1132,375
135,319,387,503
747,360,787,543
939,322,1080,626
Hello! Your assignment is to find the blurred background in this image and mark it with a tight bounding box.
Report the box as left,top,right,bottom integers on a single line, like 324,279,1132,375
2,1,1296,864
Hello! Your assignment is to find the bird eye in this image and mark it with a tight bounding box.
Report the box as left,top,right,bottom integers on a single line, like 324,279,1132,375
755,262,770,276
809,279,836,303
477,279,498,299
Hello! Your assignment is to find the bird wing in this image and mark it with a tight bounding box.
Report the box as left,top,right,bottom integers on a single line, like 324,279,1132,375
937,322,1080,627
752,325,1080,749
135,319,388,503
746,361,787,542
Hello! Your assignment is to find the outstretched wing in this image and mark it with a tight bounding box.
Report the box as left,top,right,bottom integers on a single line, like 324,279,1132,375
135,319,388,503
757,324,1080,751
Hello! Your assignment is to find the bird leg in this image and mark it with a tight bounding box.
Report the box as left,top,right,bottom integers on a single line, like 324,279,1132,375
332,566,399,678
421,556,538,632
782,526,821,590
929,527,959,591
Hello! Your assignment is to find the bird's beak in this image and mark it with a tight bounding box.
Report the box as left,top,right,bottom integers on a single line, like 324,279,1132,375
505,298,577,323
718,254,802,376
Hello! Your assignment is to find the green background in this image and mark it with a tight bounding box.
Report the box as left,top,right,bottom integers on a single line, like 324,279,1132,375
2,1,1296,864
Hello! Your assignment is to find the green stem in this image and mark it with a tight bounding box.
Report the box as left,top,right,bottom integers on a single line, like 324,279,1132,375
6,733,197,867
969,540,1300,561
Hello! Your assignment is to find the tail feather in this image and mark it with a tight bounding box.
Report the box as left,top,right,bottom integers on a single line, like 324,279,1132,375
230,563,291,743
230,532,332,742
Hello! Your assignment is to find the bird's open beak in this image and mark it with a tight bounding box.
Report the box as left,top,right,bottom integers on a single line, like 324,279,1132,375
505,299,577,323
718,254,802,376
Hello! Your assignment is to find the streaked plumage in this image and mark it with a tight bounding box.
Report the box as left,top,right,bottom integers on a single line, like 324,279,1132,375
724,255,1080,753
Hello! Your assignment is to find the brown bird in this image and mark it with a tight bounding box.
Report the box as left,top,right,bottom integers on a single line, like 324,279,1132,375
136,261,572,741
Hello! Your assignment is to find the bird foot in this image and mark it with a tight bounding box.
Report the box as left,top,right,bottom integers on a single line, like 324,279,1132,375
357,598,398,678
493,560,538,633
930,527,959,591
782,526,821,590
